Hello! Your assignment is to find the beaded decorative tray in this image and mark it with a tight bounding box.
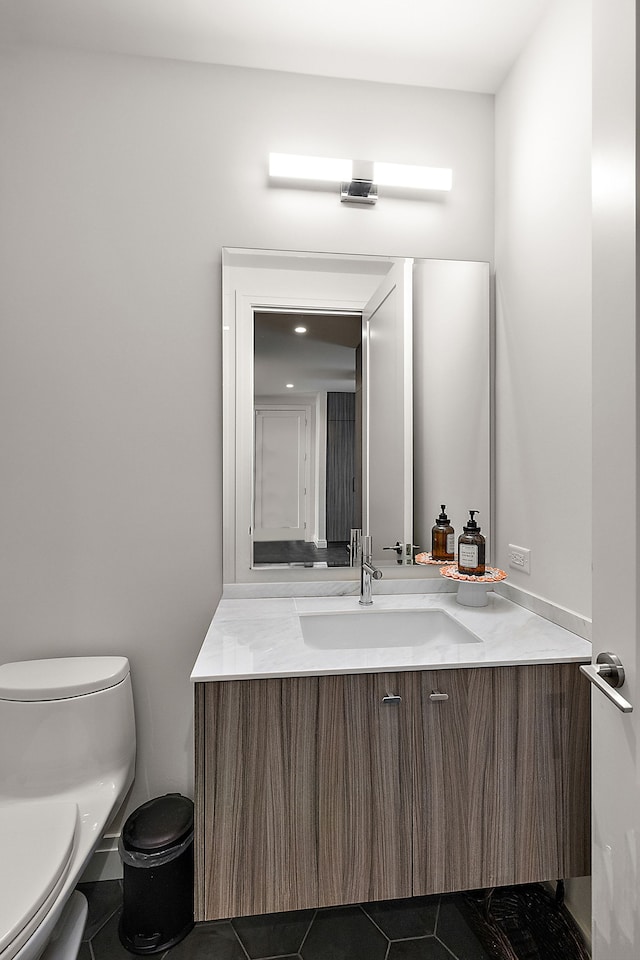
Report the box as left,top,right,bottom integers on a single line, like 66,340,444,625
439,564,508,583
415,552,453,565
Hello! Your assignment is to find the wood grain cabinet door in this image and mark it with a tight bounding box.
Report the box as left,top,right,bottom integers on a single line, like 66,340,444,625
195,663,590,921
412,668,472,895
315,671,414,906
508,663,591,886
411,664,591,896
195,676,321,920
195,672,415,921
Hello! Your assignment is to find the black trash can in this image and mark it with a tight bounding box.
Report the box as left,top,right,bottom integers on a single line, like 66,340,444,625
118,793,194,955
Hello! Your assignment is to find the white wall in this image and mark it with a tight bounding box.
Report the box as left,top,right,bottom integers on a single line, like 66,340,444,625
0,45,494,826
495,0,592,619
494,0,592,940
413,259,491,556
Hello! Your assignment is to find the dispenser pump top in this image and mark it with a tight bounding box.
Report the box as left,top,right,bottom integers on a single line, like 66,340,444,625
464,510,480,532
436,505,450,526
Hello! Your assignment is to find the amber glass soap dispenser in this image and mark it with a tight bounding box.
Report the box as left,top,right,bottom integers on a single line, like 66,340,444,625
431,505,455,561
457,510,486,576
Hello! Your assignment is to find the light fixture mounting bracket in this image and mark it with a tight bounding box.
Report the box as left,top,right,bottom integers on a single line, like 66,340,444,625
340,180,378,204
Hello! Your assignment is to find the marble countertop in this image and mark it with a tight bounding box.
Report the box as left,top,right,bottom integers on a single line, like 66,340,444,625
191,591,592,682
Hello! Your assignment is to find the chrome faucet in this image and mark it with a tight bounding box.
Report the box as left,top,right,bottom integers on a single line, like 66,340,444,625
359,535,383,605
348,528,362,567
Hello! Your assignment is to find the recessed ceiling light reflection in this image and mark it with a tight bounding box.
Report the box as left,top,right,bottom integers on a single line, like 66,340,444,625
286,383,294,389
294,326,307,334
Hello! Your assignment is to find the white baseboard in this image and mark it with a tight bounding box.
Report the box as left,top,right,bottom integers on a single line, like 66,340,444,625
79,834,123,882
564,878,592,955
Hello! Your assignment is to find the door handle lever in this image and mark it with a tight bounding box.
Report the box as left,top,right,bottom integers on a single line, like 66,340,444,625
580,652,633,713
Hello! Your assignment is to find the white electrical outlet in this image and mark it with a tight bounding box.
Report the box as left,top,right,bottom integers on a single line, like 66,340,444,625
508,544,531,574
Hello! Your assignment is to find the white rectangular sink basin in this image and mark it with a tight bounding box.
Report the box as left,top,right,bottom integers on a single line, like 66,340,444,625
299,608,480,650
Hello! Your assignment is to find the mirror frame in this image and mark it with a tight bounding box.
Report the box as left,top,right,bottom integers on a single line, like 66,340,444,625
222,247,491,585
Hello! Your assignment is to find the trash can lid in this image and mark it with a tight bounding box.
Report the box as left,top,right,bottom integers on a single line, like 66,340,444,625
122,794,194,854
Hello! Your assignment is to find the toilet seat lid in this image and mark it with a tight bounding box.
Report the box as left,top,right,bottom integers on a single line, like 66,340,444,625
0,801,78,956
0,656,129,701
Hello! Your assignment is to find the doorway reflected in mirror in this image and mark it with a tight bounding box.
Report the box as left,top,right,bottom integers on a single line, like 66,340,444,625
253,539,352,568
253,310,362,569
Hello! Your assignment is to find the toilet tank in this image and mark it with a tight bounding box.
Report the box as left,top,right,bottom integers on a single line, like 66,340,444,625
0,657,136,800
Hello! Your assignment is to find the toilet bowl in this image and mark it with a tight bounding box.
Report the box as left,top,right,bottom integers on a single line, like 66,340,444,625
0,657,136,960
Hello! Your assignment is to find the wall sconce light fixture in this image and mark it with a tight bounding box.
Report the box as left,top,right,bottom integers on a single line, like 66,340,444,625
268,153,452,204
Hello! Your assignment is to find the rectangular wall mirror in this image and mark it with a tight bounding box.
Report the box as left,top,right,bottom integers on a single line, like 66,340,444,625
222,247,490,584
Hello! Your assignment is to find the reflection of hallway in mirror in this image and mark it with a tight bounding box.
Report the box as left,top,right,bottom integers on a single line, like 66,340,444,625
253,309,362,570
326,389,360,543
253,539,350,567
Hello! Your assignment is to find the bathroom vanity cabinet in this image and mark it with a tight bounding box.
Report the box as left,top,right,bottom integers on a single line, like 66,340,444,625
194,662,590,920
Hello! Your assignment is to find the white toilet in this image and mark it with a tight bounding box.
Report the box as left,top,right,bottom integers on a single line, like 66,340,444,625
0,657,136,960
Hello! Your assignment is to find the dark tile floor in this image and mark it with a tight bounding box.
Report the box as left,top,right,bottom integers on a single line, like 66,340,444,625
76,881,495,960
253,540,351,568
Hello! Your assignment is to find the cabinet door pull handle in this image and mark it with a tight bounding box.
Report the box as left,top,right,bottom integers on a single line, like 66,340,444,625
429,691,449,702
382,694,402,704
